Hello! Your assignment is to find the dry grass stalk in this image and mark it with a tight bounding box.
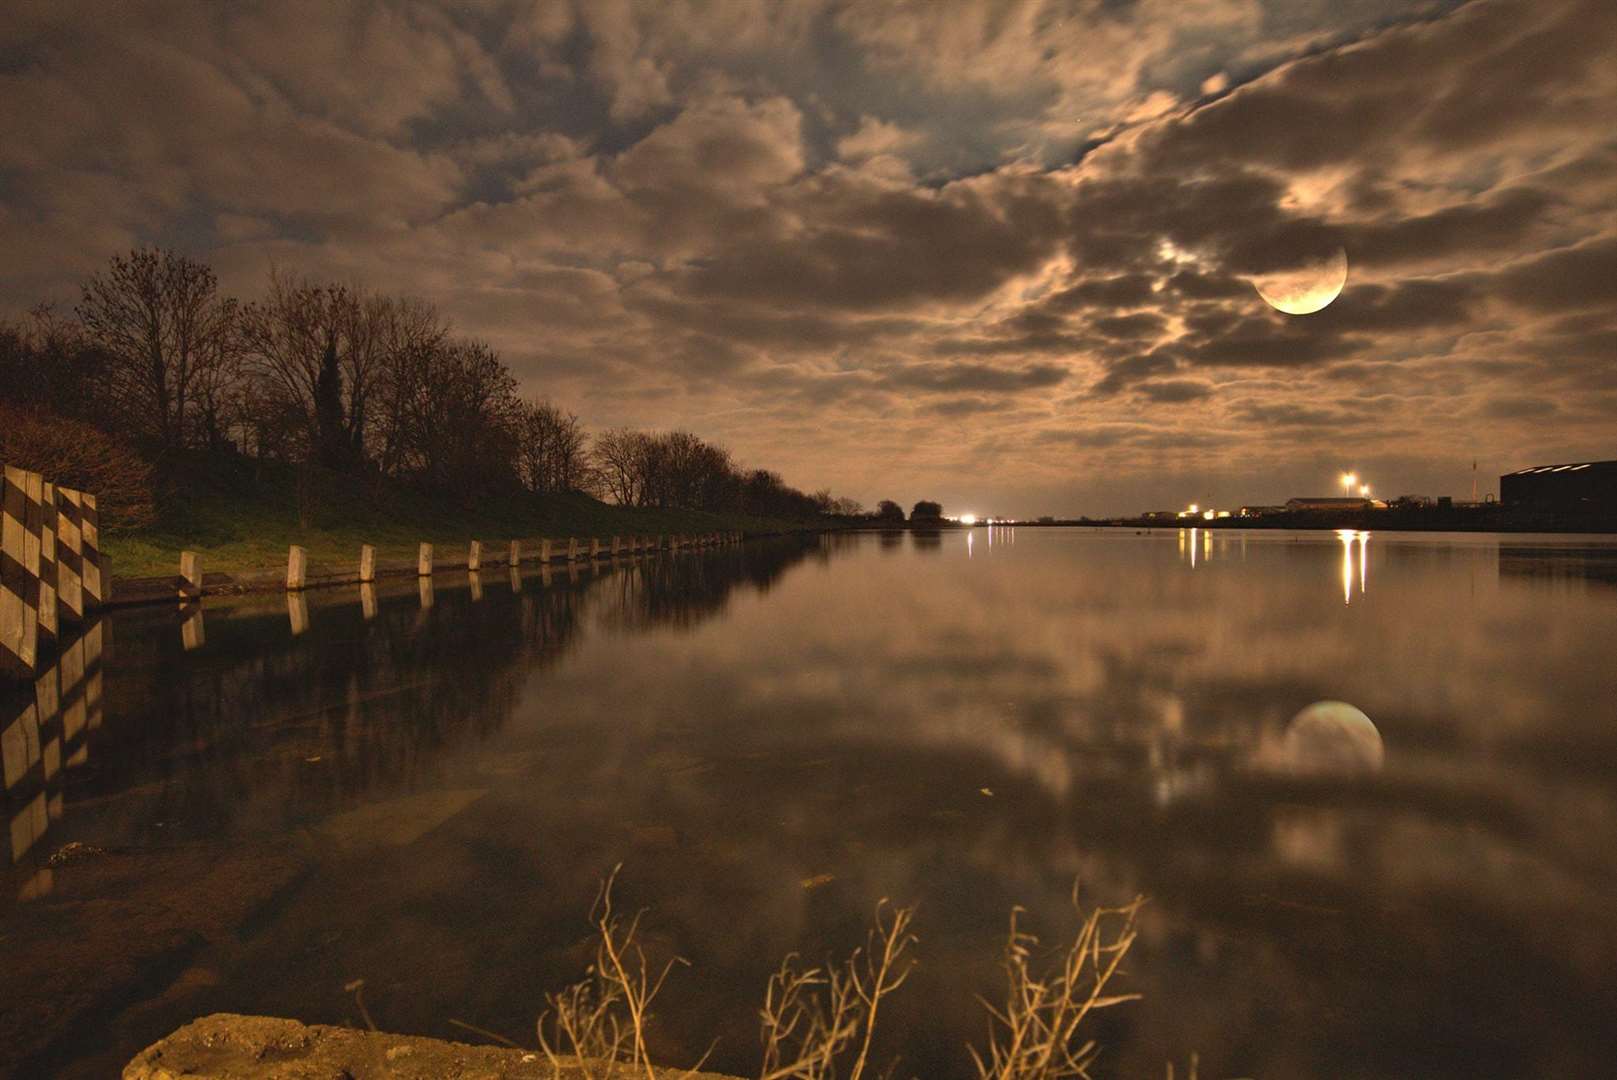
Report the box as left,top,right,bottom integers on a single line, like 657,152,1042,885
538,864,691,1080
968,887,1144,1080
757,899,917,1080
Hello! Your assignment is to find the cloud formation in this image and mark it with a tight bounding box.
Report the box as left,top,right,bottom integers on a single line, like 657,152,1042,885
1,0,1612,514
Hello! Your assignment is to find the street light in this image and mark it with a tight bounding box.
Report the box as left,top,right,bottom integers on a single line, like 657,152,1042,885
1341,471,1358,496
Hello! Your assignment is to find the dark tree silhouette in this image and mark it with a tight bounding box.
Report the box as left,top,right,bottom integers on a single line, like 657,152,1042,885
875,500,905,522
910,500,943,521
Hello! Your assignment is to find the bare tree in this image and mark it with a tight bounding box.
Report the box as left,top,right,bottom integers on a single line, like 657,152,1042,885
75,248,238,453
381,336,520,493
236,270,394,470
593,428,652,506
371,295,450,476
514,398,594,494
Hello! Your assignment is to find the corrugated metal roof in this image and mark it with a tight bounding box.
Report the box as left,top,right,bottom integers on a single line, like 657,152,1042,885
1503,460,1615,476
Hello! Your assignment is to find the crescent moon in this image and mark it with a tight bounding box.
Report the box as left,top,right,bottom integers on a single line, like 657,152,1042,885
1253,247,1347,315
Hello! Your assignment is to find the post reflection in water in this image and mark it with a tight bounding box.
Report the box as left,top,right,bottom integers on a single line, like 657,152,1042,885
4,531,1617,1080
287,591,310,636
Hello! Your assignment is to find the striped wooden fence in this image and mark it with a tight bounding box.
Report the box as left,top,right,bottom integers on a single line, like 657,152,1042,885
3,466,104,680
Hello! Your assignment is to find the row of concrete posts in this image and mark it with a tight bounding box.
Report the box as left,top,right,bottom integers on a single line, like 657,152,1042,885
1,466,105,681
178,530,746,599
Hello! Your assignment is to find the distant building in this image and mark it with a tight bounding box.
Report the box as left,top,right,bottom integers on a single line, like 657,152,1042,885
1501,460,1617,513
1392,494,1435,508
1285,496,1372,512
1141,511,1178,521
1238,505,1286,517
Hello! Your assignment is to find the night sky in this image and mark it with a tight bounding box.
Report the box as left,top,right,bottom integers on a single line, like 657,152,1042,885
3,0,1613,516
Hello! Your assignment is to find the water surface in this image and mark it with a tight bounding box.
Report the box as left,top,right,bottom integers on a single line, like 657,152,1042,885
5,529,1617,1078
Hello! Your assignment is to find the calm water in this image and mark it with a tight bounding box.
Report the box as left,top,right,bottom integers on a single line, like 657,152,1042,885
5,528,1617,1078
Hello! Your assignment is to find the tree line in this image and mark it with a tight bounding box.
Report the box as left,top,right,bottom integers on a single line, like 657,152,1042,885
0,247,898,526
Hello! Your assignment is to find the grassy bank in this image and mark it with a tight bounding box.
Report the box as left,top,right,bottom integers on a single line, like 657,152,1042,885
102,455,818,579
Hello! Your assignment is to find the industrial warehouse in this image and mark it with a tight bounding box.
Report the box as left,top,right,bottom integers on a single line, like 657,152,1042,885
1500,460,1617,514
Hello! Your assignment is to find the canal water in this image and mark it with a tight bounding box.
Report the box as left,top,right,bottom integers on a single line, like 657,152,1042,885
4,529,1616,1078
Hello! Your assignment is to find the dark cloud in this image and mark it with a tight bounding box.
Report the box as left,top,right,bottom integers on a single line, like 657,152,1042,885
1482,396,1560,420
1091,350,1180,396
1136,379,1213,404
0,0,1611,515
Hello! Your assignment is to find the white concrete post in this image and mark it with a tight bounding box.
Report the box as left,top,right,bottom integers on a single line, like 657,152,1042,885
286,545,308,591
418,543,434,576
179,551,203,601
359,544,376,583
468,540,482,572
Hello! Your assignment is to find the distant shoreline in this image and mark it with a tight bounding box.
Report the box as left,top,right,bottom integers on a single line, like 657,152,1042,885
993,515,1617,536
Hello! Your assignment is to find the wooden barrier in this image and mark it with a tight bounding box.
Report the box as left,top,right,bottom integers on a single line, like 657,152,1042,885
55,488,83,623
80,492,103,606
286,546,308,591
2,466,41,678
37,481,57,647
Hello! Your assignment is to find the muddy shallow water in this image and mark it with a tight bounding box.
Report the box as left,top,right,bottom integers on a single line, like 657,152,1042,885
5,528,1617,1078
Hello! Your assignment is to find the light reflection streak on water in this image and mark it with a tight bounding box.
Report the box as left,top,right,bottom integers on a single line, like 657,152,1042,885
1337,529,1372,604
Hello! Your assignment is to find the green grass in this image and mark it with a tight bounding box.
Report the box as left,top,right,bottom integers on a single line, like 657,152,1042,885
102,455,815,579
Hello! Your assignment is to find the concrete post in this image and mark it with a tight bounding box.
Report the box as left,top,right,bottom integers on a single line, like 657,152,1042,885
418,543,434,576
610,535,621,556
286,545,308,591
539,538,553,563
566,538,579,561
468,540,482,572
509,565,522,594
179,551,203,602
509,539,521,567
2,466,40,678
37,481,56,647
360,582,378,621
359,545,376,584
657,534,665,550
589,538,601,559
54,488,83,623
418,576,434,610
468,571,483,603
